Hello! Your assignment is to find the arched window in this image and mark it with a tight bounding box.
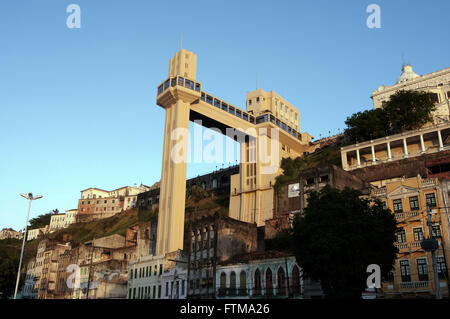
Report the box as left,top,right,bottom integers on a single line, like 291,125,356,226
219,272,226,296
265,268,273,296
239,271,247,296
229,271,236,296
291,265,300,296
277,267,286,296
254,269,261,296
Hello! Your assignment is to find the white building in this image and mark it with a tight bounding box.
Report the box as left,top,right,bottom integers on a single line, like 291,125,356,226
372,65,450,124
0,228,23,240
215,251,322,299
49,214,66,233
127,254,165,299
63,209,77,228
27,226,48,241
22,258,38,299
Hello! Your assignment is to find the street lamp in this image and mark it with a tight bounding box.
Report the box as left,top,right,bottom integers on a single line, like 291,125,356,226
14,192,43,299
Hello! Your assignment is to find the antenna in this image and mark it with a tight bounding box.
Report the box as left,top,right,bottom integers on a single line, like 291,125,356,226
256,72,258,90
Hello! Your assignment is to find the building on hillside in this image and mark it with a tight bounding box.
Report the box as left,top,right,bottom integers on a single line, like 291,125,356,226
372,176,450,298
22,258,38,299
270,164,370,237
37,242,71,299
27,226,49,241
127,254,165,299
49,213,66,233
76,185,150,222
187,213,258,299
215,250,322,299
371,65,450,124
64,209,77,228
341,123,450,171
0,228,23,240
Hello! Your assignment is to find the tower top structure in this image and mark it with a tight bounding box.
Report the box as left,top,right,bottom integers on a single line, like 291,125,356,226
169,48,197,81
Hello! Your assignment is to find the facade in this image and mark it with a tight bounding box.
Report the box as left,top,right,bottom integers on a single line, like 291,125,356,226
23,258,38,299
215,251,322,299
64,209,77,228
372,65,450,124
49,213,66,233
187,214,258,299
372,176,450,298
127,254,165,299
27,226,48,241
0,228,23,240
341,122,450,171
77,185,150,222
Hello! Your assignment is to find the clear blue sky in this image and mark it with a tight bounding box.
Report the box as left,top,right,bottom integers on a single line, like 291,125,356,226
1,0,449,231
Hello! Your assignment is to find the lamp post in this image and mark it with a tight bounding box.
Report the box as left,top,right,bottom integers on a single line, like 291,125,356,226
15,192,43,299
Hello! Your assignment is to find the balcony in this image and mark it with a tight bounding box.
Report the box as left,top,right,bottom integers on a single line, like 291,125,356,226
394,211,420,222
395,241,424,252
422,178,436,187
400,281,430,290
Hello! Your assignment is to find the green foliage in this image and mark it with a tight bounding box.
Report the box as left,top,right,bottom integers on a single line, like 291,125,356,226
345,108,390,143
0,247,17,299
384,90,437,132
344,90,437,143
29,212,54,229
292,185,398,299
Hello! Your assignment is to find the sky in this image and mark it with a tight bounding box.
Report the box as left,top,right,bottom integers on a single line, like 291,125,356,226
0,0,449,231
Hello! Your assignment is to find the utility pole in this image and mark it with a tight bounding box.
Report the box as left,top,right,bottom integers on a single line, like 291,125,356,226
15,193,43,299
426,204,442,299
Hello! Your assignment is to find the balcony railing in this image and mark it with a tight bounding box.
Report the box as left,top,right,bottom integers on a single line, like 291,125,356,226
157,76,201,97
422,179,436,187
400,281,429,289
395,241,424,251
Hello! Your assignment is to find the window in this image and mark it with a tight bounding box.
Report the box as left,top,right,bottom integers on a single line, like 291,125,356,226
265,268,273,296
228,106,235,115
239,271,247,296
430,93,440,104
206,95,213,105
393,199,403,213
201,92,205,101
437,257,448,279
221,102,228,112
417,259,428,281
425,193,436,207
432,225,441,238
384,270,394,282
214,99,221,108
291,265,301,295
158,285,161,298
256,97,260,103
409,196,419,210
400,260,411,282
248,99,252,106
254,269,261,296
413,228,423,241
396,228,406,243
235,109,242,118
165,282,169,296
277,267,286,296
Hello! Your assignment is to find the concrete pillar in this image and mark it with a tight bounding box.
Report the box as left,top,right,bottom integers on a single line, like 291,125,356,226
341,150,348,170
437,130,443,150
371,145,376,164
387,142,392,160
156,100,190,255
420,134,425,153
403,138,408,158
356,149,361,168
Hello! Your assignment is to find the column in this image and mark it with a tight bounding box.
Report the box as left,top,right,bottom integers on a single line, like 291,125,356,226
403,138,408,158
437,130,443,151
356,149,361,168
341,150,348,170
387,141,392,161
371,145,376,164
156,100,190,256
420,134,425,153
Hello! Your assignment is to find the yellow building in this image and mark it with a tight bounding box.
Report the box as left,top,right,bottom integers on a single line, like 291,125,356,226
372,176,450,298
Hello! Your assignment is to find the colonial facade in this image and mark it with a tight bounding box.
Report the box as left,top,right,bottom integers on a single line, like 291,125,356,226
372,65,450,124
0,228,23,240
372,176,450,298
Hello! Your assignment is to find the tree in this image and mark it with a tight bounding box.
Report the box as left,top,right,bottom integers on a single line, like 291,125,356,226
344,90,437,143
344,108,390,143
0,247,18,299
292,186,397,298
384,90,437,133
